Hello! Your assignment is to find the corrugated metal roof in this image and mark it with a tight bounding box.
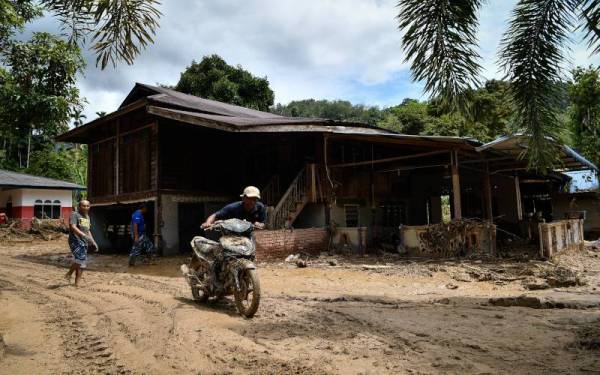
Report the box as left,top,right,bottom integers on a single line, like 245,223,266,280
147,106,398,134
0,169,85,190
128,83,283,119
476,134,598,171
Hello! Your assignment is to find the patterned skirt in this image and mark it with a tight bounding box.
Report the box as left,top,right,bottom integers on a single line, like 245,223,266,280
68,235,88,268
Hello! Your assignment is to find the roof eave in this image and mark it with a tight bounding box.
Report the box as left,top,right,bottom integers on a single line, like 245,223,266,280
56,99,147,143
0,184,85,190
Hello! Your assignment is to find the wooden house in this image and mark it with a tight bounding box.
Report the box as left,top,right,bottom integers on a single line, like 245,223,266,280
57,84,597,256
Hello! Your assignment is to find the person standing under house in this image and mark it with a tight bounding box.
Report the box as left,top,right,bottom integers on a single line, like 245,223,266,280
129,203,156,266
65,200,98,286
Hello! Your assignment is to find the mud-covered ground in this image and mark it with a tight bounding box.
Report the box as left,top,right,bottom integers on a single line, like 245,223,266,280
1,237,600,374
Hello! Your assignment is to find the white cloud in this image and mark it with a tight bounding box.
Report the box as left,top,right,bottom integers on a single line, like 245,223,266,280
22,0,600,122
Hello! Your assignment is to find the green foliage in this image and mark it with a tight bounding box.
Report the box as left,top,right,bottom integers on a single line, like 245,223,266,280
568,67,600,168
379,99,430,134
397,0,483,110
271,99,383,124
27,145,87,185
396,0,600,171
0,0,41,46
175,55,275,112
271,80,523,141
378,80,517,141
0,32,85,172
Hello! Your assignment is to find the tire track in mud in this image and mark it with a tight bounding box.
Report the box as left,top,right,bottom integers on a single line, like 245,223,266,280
0,262,174,373
0,253,326,374
0,274,130,374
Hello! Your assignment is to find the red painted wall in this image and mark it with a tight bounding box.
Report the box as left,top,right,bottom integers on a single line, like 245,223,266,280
11,206,34,228
61,207,73,225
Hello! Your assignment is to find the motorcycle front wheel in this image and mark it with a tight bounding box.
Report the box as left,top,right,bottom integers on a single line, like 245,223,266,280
191,285,209,303
234,269,261,318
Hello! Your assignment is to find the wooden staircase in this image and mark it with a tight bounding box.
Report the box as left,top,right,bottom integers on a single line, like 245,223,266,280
267,164,317,229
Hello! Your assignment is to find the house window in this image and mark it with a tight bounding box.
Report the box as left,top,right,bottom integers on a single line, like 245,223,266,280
43,200,52,219
344,205,359,227
34,199,62,219
34,200,44,219
52,200,61,219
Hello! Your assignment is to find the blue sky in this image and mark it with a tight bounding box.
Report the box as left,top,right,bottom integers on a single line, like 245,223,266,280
25,0,600,121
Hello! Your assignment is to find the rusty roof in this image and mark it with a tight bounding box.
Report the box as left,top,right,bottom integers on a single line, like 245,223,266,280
122,83,283,119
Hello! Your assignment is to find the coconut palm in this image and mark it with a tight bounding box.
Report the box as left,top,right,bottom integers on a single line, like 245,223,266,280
397,0,600,171
37,1,161,69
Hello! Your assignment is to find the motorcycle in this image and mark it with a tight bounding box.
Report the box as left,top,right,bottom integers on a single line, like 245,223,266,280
180,219,261,318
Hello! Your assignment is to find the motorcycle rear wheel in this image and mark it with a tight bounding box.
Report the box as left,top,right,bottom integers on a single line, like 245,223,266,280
234,269,261,318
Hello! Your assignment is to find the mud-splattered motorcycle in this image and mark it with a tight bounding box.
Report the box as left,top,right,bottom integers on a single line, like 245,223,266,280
180,219,261,318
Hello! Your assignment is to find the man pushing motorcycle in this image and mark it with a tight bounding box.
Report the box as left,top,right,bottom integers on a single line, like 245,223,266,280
201,186,267,229
183,186,264,317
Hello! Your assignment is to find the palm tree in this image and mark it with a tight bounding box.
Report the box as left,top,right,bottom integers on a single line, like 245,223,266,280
72,109,87,128
397,0,600,171
36,1,162,69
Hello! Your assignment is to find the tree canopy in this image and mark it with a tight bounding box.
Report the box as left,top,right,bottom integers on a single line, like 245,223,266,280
0,32,85,171
568,67,600,168
271,99,383,124
0,3,86,183
174,55,275,112
273,79,527,143
396,0,600,171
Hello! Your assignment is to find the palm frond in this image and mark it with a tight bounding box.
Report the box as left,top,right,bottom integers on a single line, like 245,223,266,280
42,0,94,45
91,0,161,69
580,0,600,54
43,0,162,69
500,0,578,172
397,0,483,110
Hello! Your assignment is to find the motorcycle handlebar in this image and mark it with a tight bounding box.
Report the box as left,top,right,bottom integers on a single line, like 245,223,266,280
200,222,265,230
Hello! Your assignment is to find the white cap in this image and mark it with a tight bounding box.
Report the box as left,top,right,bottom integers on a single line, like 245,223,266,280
240,186,261,199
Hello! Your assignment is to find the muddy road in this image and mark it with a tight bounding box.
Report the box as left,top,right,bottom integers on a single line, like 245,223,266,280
1,237,600,374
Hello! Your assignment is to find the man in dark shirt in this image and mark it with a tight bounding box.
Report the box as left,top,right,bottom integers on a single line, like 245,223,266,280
129,203,156,266
201,186,267,229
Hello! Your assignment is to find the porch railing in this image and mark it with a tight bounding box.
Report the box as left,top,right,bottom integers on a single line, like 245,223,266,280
268,165,311,229
261,174,280,207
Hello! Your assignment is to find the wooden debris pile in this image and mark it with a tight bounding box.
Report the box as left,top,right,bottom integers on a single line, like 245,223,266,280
0,218,67,243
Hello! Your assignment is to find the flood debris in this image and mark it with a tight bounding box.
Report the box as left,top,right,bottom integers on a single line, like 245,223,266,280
0,219,67,243
407,219,496,258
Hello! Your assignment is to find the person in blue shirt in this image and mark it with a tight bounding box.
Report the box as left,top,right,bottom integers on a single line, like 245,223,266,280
129,203,155,266
201,186,267,229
